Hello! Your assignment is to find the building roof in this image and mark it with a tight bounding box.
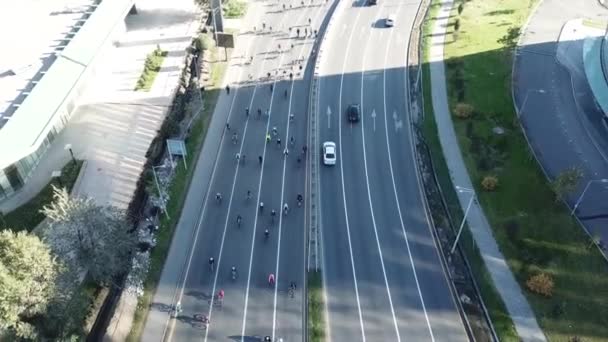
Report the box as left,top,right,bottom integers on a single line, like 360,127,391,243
0,0,134,170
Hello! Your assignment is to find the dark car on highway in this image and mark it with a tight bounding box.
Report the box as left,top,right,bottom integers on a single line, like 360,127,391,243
367,0,377,5
346,104,360,123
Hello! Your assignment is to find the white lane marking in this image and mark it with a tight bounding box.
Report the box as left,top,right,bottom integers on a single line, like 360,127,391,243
358,2,401,341
336,6,367,342
271,3,327,339
392,110,403,132
162,25,257,342
370,108,376,132
381,5,435,341
240,6,313,341
204,15,285,342
327,106,332,129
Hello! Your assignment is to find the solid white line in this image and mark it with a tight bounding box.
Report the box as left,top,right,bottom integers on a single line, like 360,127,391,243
381,7,435,341
271,3,326,340
336,5,367,342
358,5,401,341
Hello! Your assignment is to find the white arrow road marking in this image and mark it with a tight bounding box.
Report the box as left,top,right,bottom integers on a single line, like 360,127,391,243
327,106,332,129
371,108,377,132
393,110,403,132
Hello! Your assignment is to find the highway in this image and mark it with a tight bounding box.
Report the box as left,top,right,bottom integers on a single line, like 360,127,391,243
315,0,468,340
142,0,332,340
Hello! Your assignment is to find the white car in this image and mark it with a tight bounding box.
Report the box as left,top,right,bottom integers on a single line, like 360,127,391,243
385,15,395,27
323,142,336,165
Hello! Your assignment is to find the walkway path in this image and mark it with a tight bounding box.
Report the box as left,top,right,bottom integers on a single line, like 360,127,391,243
428,1,546,341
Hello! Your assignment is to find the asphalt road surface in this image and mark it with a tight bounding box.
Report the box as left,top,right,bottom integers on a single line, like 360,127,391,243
514,0,608,245
316,0,467,340
142,0,332,340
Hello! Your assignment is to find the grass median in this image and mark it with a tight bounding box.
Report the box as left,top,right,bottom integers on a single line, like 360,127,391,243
432,0,608,340
420,1,517,340
308,271,325,342
126,41,228,342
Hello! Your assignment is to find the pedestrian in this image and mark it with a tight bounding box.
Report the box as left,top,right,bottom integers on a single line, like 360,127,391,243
308,18,311,25
250,56,254,64
226,85,230,94
296,28,300,37
263,22,266,29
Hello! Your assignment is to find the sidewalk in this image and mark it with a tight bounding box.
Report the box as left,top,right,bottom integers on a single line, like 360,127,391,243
428,1,546,341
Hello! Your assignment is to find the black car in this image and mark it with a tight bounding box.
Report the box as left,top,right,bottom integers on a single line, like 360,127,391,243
346,104,360,123
367,0,377,5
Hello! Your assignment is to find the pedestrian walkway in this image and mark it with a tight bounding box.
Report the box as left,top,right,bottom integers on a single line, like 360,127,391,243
428,1,546,341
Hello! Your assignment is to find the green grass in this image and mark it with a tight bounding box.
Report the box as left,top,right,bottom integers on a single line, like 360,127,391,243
439,0,608,341
134,48,168,91
0,160,83,232
308,271,324,342
126,41,226,342
420,1,518,340
223,0,247,18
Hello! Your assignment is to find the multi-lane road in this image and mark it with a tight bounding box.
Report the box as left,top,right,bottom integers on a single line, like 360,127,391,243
316,0,466,340
143,0,467,340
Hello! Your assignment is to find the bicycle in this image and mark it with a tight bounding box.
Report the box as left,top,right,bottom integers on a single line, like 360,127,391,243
288,282,296,298
236,215,242,228
209,257,215,272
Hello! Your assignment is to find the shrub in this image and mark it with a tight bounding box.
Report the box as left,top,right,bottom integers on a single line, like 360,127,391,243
453,103,474,119
195,34,211,52
454,19,460,31
526,273,554,297
481,175,498,191
457,3,464,14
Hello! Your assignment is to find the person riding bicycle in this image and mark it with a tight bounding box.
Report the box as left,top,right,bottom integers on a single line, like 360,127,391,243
264,228,270,239
297,194,303,205
271,209,276,218
216,192,222,202
237,215,242,226
209,257,215,270
245,107,250,116
290,281,297,291
284,89,288,98
259,202,265,212
231,266,237,279
218,289,225,300
290,136,295,146
247,190,252,200
268,273,275,286
283,203,289,215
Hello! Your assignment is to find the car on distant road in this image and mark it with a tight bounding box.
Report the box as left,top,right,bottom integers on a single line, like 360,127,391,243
385,15,394,27
367,0,377,5
323,142,336,165
346,104,360,123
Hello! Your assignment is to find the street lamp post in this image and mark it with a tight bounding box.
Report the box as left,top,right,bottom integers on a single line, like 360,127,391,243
571,178,608,216
152,165,170,219
518,89,546,117
64,144,76,166
451,186,476,254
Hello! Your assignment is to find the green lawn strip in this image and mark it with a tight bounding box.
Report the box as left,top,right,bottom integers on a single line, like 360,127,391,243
223,0,247,18
135,47,168,91
420,1,518,340
127,43,226,342
308,271,324,342
443,0,608,341
0,160,83,232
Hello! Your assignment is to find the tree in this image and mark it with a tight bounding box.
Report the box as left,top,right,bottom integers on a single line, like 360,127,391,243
41,186,137,286
481,175,499,191
552,166,583,200
0,230,58,339
453,103,474,119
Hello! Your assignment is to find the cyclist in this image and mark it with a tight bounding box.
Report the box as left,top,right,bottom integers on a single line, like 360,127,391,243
290,136,295,146
241,154,246,165
272,126,278,136
302,145,308,155
245,107,250,116
271,209,276,222
264,336,272,342
284,89,288,98
289,113,295,121
209,257,215,271
283,203,289,215
237,215,242,227
247,190,252,200
258,108,262,117
277,138,281,148
218,289,225,301
259,201,265,212
231,266,237,280
297,194,303,206
236,153,240,162
283,148,289,157
289,72,293,80
264,228,270,240
270,83,274,93
232,132,238,144
259,155,263,164
268,273,275,287
226,85,230,94
216,192,222,203
290,281,297,291
266,134,271,143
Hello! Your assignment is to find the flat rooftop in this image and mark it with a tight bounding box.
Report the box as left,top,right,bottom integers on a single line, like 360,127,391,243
0,0,97,129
